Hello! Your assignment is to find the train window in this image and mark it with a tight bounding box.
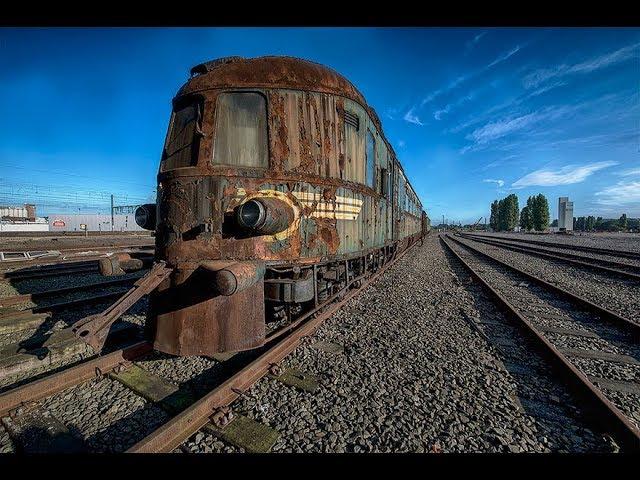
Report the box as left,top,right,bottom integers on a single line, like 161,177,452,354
161,99,202,171
213,92,268,168
366,130,375,188
379,168,388,197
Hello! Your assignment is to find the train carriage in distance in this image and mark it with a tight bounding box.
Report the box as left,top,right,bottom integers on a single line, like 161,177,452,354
133,56,426,356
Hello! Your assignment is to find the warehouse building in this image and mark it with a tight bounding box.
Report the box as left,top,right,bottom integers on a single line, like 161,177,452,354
48,214,144,232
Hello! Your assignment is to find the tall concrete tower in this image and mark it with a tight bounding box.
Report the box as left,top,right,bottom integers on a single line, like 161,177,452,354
558,197,574,231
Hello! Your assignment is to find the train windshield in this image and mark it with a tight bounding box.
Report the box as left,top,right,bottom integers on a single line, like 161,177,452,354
213,92,268,168
161,98,202,171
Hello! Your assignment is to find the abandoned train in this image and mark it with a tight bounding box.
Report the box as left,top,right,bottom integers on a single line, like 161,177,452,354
132,56,430,356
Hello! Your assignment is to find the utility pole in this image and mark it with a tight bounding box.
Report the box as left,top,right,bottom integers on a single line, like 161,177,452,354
110,194,114,232
442,214,445,232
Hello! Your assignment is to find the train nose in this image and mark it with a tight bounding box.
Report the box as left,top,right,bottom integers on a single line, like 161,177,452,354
235,197,294,235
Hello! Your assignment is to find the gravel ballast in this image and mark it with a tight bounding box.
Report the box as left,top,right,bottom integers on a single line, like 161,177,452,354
0,234,623,453
179,234,612,453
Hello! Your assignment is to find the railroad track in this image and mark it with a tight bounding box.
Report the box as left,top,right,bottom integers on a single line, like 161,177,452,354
0,254,154,281
0,242,418,453
441,234,640,451
457,233,640,281
464,233,640,261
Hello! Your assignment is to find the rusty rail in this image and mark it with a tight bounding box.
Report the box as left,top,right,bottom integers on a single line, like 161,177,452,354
441,234,640,451
448,235,640,335
463,233,640,260
0,341,152,417
127,239,419,453
458,233,640,280
0,275,144,308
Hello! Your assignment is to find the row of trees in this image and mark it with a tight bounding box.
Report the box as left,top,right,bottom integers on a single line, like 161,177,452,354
490,193,550,232
573,214,639,232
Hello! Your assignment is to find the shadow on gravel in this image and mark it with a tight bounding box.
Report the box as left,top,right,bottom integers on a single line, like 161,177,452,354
9,424,87,454
439,239,612,453
80,348,262,453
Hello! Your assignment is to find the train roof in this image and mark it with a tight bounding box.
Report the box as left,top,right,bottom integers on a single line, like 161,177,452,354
178,55,420,208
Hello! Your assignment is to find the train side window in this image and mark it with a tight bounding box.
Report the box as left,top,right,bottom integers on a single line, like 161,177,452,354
379,168,389,197
161,99,202,171
213,92,268,168
365,130,375,188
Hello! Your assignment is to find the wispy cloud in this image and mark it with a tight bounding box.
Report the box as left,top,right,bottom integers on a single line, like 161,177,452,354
512,161,617,188
465,31,487,53
403,108,423,126
468,111,542,145
433,92,476,121
595,180,640,206
488,45,522,68
397,140,406,148
523,41,640,89
403,42,525,125
616,167,640,177
483,178,505,187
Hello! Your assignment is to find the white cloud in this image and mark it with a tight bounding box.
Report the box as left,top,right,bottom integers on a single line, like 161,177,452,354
398,140,406,148
467,112,542,144
403,108,423,126
512,161,617,188
466,31,487,53
523,41,640,89
483,179,505,187
433,92,476,121
417,43,523,110
464,105,576,147
595,180,640,206
616,167,640,177
487,45,522,68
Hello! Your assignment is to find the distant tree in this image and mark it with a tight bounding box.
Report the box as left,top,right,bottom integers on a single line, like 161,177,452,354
551,219,558,228
520,206,532,231
619,213,628,230
531,194,550,231
585,216,596,232
490,200,499,231
498,199,507,231
576,216,586,231
595,217,603,230
506,194,519,231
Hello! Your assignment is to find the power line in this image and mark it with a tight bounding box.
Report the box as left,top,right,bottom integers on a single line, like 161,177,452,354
0,163,157,189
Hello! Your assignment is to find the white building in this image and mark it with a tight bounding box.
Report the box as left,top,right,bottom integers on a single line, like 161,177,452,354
558,197,574,232
47,214,144,232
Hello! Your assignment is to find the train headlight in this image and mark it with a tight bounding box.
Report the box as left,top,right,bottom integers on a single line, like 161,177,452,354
237,199,266,230
135,204,157,230
235,197,294,235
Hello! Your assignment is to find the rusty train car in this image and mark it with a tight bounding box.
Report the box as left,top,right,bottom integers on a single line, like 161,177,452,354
133,56,427,357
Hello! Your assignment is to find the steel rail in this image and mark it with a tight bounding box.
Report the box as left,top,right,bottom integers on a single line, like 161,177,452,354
441,235,640,451
0,341,152,417
0,265,98,281
127,239,419,453
447,235,640,335
463,233,640,260
0,290,132,320
0,275,144,308
457,233,640,281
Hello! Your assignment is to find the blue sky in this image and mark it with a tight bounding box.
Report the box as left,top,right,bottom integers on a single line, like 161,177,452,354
0,27,638,223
